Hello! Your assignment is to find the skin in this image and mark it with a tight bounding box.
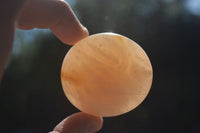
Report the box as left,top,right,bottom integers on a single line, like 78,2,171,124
0,0,103,132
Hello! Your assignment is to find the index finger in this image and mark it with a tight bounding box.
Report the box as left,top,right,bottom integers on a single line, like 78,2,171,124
17,0,88,45
50,1,89,45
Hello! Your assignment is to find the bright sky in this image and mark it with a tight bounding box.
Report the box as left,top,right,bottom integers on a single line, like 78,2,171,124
184,0,200,16
65,0,76,6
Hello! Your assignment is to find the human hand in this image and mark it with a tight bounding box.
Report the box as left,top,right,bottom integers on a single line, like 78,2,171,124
49,112,103,133
16,0,88,45
0,0,103,132
0,0,88,80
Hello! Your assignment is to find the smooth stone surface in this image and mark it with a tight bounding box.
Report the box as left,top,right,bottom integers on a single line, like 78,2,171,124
61,33,153,117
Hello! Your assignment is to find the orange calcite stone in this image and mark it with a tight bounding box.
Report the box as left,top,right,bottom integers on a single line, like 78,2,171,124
61,33,153,117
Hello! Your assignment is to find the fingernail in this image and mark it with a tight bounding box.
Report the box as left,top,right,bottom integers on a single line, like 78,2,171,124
81,25,89,36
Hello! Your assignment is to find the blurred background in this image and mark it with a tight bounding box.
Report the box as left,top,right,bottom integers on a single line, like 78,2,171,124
0,0,200,132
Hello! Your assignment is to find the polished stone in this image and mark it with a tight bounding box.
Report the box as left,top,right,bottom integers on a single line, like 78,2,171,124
61,33,153,117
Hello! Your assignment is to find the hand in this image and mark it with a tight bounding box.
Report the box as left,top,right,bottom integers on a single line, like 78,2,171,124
49,112,103,133
0,0,103,132
16,0,88,44
0,0,88,81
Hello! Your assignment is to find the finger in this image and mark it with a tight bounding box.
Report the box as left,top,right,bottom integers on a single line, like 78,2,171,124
50,112,103,133
0,0,27,20
50,2,89,45
17,0,88,45
0,0,27,81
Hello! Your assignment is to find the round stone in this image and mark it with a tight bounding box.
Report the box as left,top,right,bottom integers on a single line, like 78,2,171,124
61,33,153,117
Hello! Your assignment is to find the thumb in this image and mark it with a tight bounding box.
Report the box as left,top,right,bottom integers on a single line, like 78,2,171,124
49,112,103,133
